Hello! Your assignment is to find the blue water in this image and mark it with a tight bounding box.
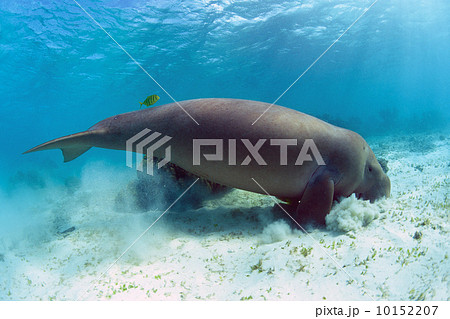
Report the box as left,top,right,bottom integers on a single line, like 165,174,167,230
0,0,449,300
1,0,449,174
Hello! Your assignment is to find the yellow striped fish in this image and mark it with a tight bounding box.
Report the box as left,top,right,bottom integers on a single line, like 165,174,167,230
139,94,160,108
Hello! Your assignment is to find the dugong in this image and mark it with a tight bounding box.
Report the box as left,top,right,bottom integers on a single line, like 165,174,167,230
24,98,390,224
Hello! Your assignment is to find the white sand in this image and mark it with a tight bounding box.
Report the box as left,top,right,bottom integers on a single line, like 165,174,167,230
0,132,448,301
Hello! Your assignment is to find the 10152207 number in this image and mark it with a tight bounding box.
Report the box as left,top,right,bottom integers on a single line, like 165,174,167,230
376,305,438,316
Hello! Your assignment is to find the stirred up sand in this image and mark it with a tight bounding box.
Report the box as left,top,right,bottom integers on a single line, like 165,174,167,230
0,132,448,300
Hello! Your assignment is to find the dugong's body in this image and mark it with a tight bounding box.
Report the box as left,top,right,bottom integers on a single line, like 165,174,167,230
24,98,390,224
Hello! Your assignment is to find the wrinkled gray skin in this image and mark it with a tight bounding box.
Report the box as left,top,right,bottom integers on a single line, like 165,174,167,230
24,98,390,225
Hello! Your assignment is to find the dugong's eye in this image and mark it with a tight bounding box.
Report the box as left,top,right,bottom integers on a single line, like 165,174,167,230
368,166,373,172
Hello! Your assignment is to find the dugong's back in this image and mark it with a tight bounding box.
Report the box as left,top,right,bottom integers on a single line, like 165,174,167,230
102,98,341,144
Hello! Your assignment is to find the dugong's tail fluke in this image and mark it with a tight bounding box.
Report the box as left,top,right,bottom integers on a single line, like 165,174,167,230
23,131,94,162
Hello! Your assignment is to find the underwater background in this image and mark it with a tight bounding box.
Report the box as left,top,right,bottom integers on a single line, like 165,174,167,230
0,0,449,300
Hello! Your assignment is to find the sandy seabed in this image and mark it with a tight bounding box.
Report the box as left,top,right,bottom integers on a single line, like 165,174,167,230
0,132,448,301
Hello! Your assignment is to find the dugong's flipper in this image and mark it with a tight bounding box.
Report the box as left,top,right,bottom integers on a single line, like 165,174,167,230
295,167,335,225
23,131,93,162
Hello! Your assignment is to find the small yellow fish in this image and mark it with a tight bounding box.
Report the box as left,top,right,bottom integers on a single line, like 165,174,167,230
139,94,160,108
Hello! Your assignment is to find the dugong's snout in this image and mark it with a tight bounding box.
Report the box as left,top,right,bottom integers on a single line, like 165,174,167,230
356,150,391,203
360,173,391,203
